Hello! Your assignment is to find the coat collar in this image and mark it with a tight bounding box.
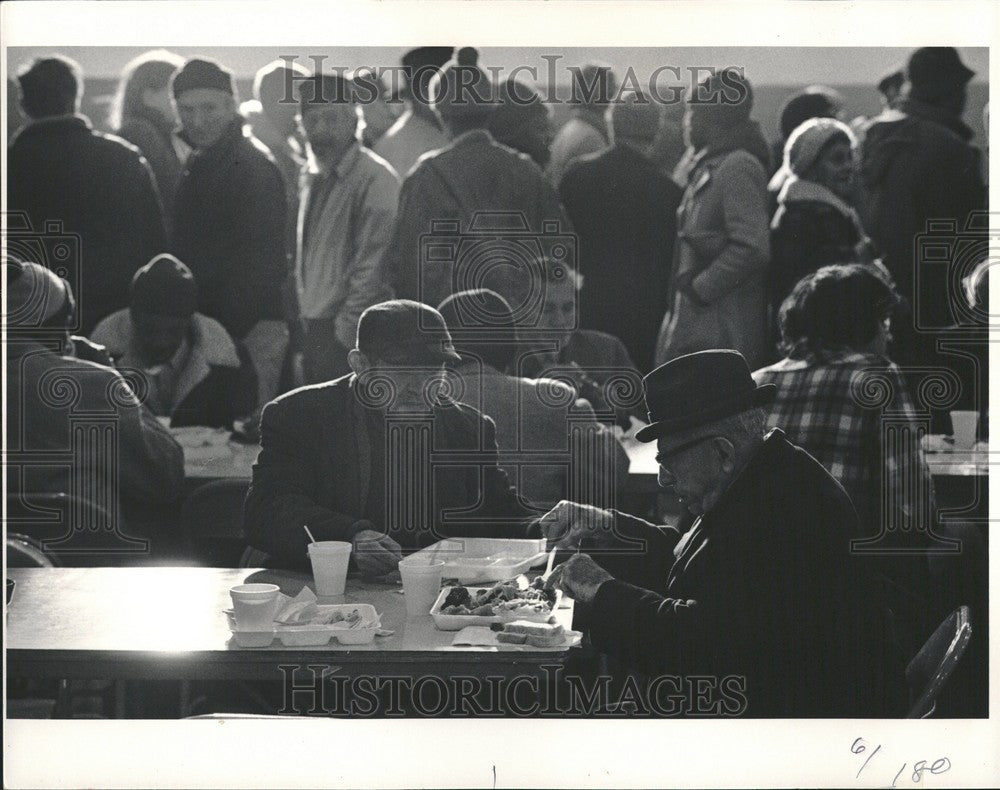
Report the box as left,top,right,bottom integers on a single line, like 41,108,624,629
179,117,246,161
777,175,857,219
898,97,975,141
12,113,91,144
95,310,240,417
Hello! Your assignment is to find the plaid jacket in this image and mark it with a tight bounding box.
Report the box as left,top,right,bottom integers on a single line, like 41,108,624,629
753,351,937,537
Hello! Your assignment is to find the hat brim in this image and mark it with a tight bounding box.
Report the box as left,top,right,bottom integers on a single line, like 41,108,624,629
635,383,777,444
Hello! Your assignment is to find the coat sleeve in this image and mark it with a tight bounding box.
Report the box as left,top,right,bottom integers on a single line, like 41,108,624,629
383,167,438,303
224,160,288,336
334,171,400,348
690,154,770,304
586,510,680,594
111,373,185,504
244,397,369,565
121,155,167,304
439,411,539,539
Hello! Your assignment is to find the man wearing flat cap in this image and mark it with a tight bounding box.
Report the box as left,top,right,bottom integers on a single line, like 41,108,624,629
860,47,986,424
92,253,258,428
245,299,536,576
540,350,906,717
169,56,289,422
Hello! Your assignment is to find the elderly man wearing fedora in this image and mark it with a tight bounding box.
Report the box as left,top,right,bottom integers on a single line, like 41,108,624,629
245,299,536,577
540,350,906,717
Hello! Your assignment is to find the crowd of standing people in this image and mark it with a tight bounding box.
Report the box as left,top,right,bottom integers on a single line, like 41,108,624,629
4,45,989,717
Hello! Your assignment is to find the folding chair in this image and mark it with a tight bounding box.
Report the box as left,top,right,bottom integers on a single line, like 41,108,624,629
905,606,972,718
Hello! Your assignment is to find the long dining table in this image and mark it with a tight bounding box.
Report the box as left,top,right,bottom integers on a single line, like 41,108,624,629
6,566,581,717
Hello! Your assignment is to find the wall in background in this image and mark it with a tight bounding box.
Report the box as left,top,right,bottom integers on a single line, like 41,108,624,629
7,46,990,146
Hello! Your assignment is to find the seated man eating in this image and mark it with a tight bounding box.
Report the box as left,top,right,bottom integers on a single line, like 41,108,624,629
245,299,536,576
541,350,907,717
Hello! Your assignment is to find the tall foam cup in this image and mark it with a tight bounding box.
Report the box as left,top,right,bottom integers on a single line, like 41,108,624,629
307,541,352,596
398,557,445,616
950,410,978,449
229,583,281,630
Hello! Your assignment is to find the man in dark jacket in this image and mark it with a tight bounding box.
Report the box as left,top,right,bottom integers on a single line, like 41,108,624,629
860,48,986,368
383,47,569,312
170,57,289,417
245,300,537,575
91,254,257,429
542,350,907,717
8,56,166,334
560,91,682,373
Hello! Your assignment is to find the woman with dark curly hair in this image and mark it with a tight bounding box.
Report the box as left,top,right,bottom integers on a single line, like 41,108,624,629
112,50,185,217
754,263,940,654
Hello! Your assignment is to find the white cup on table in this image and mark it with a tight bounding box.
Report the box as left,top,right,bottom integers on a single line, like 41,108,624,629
229,583,280,630
307,541,352,596
398,557,445,616
950,410,979,450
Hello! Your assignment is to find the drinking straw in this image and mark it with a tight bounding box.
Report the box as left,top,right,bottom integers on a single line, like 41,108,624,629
303,525,317,544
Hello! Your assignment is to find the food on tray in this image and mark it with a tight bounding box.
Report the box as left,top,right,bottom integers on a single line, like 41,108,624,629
493,620,566,646
274,603,363,627
503,620,564,637
438,579,557,617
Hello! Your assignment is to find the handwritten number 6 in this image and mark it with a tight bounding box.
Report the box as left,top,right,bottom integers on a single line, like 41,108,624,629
851,737,867,754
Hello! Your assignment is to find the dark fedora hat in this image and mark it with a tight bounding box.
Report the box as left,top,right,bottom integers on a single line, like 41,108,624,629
635,350,776,443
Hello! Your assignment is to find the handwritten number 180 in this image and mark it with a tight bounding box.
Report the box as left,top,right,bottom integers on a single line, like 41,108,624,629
851,738,951,785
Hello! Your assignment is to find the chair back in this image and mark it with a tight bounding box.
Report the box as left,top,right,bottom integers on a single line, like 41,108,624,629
6,533,59,568
5,491,139,565
905,606,972,718
181,480,251,566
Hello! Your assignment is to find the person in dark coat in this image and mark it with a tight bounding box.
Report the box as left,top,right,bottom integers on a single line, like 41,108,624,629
383,47,569,312
8,56,167,335
560,91,682,373
112,50,186,222
244,300,536,575
91,254,257,429
541,350,907,717
169,57,290,421
770,118,875,319
487,77,554,169
860,48,986,373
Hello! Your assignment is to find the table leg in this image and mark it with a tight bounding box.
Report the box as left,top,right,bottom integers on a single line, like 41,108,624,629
114,680,126,719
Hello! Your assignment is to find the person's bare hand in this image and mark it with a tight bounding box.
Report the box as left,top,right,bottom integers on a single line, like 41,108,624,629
546,554,613,604
352,530,403,578
533,500,615,550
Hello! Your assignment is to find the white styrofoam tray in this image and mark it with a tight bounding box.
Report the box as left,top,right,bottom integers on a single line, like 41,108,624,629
429,586,566,631
228,603,381,647
409,538,548,583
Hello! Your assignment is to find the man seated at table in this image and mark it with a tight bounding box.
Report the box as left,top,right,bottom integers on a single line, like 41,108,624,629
437,288,629,511
244,299,537,576
92,253,258,429
518,258,642,428
5,256,185,532
540,350,907,717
